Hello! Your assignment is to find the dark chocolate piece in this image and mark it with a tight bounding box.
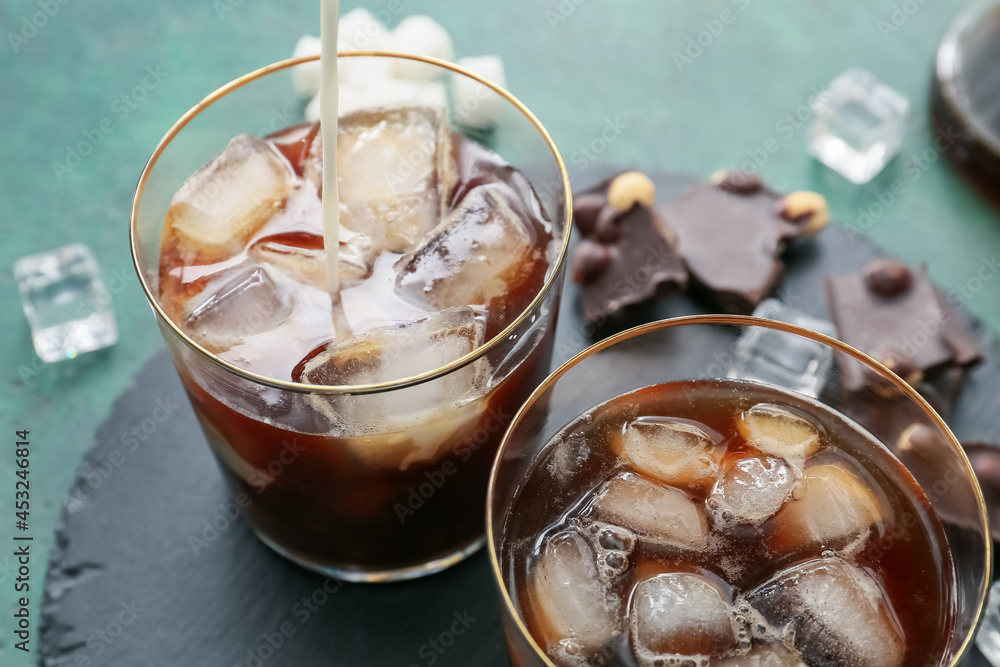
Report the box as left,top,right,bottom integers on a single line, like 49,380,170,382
571,176,686,325
826,259,981,395
961,442,1000,541
660,172,821,313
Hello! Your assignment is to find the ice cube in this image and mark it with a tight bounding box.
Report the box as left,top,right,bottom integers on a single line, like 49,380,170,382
251,231,378,290
386,15,454,80
530,528,620,656
629,573,741,663
335,106,454,254
709,455,797,526
453,55,507,129
715,643,806,666
301,306,487,427
616,417,721,490
291,35,322,98
395,183,545,313
738,403,821,464
166,134,292,258
745,557,905,667
770,464,885,554
183,264,293,351
586,472,708,550
304,80,448,122
728,299,837,399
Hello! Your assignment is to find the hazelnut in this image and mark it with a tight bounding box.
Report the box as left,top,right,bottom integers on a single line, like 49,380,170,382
880,353,923,387
607,171,656,212
711,169,764,195
572,240,613,284
573,192,607,236
778,191,829,236
864,258,912,297
593,205,622,243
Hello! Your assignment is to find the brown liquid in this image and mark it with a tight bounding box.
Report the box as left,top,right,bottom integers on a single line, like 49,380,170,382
503,380,954,666
158,118,557,573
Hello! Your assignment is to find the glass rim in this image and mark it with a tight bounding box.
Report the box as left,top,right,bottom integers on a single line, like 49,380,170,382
485,313,991,667
129,51,573,396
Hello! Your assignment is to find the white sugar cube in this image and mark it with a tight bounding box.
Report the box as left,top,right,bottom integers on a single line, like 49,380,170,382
386,15,454,80
452,55,507,129
292,35,322,98
337,7,388,51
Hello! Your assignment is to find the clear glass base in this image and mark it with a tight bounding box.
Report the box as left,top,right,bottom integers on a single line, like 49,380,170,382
253,529,486,583
977,581,1000,665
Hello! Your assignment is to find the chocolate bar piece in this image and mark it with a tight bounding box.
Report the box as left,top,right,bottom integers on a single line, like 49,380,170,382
825,258,982,394
660,171,828,313
571,172,687,325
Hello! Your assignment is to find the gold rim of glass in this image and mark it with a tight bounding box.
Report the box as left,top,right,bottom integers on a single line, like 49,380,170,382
485,314,991,667
129,51,573,396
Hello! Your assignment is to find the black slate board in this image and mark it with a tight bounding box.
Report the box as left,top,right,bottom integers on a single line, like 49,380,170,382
40,169,1000,666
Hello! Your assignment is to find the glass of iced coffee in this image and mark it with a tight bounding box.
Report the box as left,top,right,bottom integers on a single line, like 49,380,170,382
130,53,570,582
487,315,989,666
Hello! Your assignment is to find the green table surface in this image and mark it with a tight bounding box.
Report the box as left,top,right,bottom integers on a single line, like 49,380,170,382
2,0,999,664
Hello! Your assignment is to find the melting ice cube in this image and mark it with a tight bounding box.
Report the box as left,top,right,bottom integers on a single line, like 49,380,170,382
629,573,741,663
531,528,620,657
746,557,904,667
586,472,708,550
770,463,885,555
738,403,821,464
394,183,544,312
166,134,292,258
616,417,721,490
301,306,488,432
335,106,454,254
709,455,797,526
714,643,806,666
182,264,293,351
251,231,378,290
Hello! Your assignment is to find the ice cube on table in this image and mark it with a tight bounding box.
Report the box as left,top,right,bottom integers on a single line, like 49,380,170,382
183,264,293,351
770,463,884,554
531,528,621,657
746,557,904,667
14,244,119,363
452,55,507,130
709,455,797,526
728,299,836,399
738,403,821,464
629,573,741,663
301,306,487,431
616,417,721,490
166,134,292,258
586,472,708,550
394,183,544,312
335,106,454,254
385,15,454,80
251,231,377,290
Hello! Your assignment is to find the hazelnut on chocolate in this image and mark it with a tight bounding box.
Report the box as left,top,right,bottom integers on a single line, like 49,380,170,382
606,171,656,211
864,258,912,297
778,191,829,236
711,169,764,195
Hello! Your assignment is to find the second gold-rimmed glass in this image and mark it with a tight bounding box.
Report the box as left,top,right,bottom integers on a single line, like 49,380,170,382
487,315,990,666
130,53,571,582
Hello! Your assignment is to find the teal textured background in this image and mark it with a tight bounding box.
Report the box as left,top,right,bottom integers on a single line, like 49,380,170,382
1,0,998,663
